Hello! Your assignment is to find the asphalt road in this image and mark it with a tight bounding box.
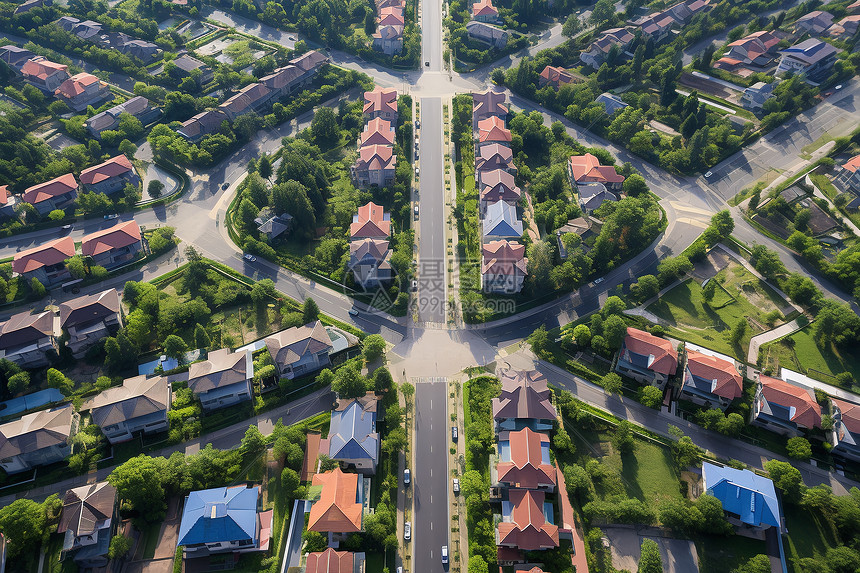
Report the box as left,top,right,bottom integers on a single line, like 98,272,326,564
417,97,447,324
413,380,450,573
422,0,443,71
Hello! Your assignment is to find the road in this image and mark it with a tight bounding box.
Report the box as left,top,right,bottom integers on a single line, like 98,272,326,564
417,97,446,324
413,380,450,573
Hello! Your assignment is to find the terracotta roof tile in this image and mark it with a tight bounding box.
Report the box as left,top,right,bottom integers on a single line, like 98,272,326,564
305,548,354,573
477,116,511,143
308,468,363,532
686,350,742,400
80,154,134,186
759,375,821,429
622,327,677,375
12,236,75,274
363,87,397,115
492,369,556,421
569,153,625,185
497,489,559,550
481,240,527,276
497,428,556,489
80,220,141,257
22,173,77,204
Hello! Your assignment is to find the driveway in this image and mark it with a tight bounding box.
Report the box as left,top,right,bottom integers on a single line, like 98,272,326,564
124,497,182,573
603,526,699,573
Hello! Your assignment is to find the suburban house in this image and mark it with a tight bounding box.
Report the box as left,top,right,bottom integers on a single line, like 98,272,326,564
170,54,214,84
58,482,117,568
472,0,499,22
494,427,556,491
477,116,512,147
539,66,574,89
616,327,678,388
118,39,161,62
22,172,78,215
289,50,328,81
794,10,834,35
12,235,75,286
15,0,51,14
363,87,398,123
835,15,860,37
577,182,617,213
308,467,365,534
360,118,396,147
481,240,527,294
80,220,143,269
187,348,254,412
752,375,822,435
177,109,228,143
702,462,781,532
496,489,559,551
0,186,16,221
255,211,293,240
348,238,392,288
21,56,69,92
740,81,776,110
466,21,509,49
472,90,509,128
351,144,397,188
830,398,860,462
580,27,635,69
177,485,273,556
85,96,159,139
492,369,557,432
568,153,625,191
483,200,523,242
679,349,743,410
0,404,75,474
219,83,273,121
776,38,838,83
79,154,141,195
260,65,303,98
635,12,675,42
476,144,516,176
0,310,58,368
479,169,520,213
326,393,379,474
305,549,366,573
0,45,35,72
59,288,123,358
595,92,629,115
835,154,860,191
713,30,781,73
54,72,111,112
265,321,334,379
372,25,404,57
378,7,405,27
84,375,171,444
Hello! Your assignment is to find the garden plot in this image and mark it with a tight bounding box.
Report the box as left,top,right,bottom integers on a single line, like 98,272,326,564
195,35,236,57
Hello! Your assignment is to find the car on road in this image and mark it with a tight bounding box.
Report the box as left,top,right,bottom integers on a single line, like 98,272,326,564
61,224,73,231
425,61,429,66
222,182,230,190
836,84,843,90
411,280,418,292
348,308,359,317
452,426,458,441
103,213,119,220
243,254,257,262
593,277,604,285
704,171,713,178
404,468,411,485
404,521,411,541
414,167,419,178
416,120,420,129
441,546,448,564
453,478,459,493
414,204,419,218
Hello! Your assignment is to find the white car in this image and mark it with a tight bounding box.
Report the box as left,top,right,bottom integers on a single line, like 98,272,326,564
243,254,257,262
103,213,119,220
414,204,419,217
452,478,460,493
704,171,713,178
404,468,411,485
404,521,411,541
441,546,448,564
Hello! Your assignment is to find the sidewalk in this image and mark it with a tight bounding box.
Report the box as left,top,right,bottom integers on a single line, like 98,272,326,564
747,317,805,365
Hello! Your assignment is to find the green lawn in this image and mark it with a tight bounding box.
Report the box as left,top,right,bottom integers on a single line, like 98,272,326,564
760,326,860,388
601,435,685,510
783,502,837,563
696,534,766,573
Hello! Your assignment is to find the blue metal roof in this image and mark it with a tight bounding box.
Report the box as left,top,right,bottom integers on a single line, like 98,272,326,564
703,462,780,528
177,486,259,546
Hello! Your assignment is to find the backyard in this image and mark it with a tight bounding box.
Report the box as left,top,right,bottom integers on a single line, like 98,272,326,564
759,326,860,389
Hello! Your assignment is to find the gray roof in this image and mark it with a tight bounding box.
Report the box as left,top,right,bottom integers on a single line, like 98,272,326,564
265,321,333,366
328,397,378,463
187,348,251,394
86,96,153,133
780,38,838,65
579,182,617,211
596,92,629,115
59,288,120,329
0,310,54,350
0,403,74,458
172,54,208,74
84,375,169,427
58,481,116,537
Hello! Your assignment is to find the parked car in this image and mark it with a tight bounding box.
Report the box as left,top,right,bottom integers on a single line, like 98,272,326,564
348,308,359,317
452,426,458,441
441,546,448,564
404,468,411,485
103,213,119,220
452,478,460,493
411,280,418,292
414,204,419,218
404,521,411,541
416,120,420,129
222,182,230,190
243,254,257,262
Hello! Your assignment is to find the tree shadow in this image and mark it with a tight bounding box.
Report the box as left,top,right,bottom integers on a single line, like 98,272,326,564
619,450,644,502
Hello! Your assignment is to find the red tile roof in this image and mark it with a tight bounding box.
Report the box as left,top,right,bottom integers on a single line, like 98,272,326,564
497,428,556,489
0,185,8,206
21,57,68,80
492,369,557,421
80,220,142,257
79,154,134,186
843,154,860,173
472,0,498,16
569,153,625,186
12,236,75,274
54,72,102,98
833,398,860,436
350,201,391,239
481,240,527,276
363,87,398,116
23,173,77,204
308,468,362,533
360,117,395,147
477,116,512,143
497,489,559,550
305,548,354,573
686,350,742,400
540,65,573,86
622,327,677,375
357,144,396,171
759,375,821,429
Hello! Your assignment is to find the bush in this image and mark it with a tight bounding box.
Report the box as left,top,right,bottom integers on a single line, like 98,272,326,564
108,535,132,559
638,385,663,409
786,436,812,461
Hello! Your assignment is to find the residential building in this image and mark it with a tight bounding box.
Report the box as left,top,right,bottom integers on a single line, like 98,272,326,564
85,96,159,139
260,65,303,98
835,154,860,191
466,21,510,49
496,489,559,551
54,72,111,112
363,87,398,123
265,321,333,379
568,153,625,191
702,462,780,531
477,116,512,147
359,117,395,147
64,19,103,41
635,13,676,42
351,202,391,240
776,38,838,83
539,66,574,89
187,348,254,411
616,327,678,387
256,212,293,240
12,235,75,286
481,240,527,294
118,39,161,62
170,54,213,84
372,25,404,56
0,186,18,221
0,404,75,474
80,220,143,269
577,182,617,213
58,482,116,568
752,375,822,435
679,349,743,410
84,375,170,444
631,0,709,42
219,83,273,121
349,238,392,288
494,427,556,490
580,27,635,69
351,144,397,188
479,169,520,213
289,50,328,79
830,398,860,462
472,0,499,22
476,143,516,176
79,154,140,195
0,45,35,72
22,172,78,215
483,200,523,242
0,310,58,368
595,92,629,115
177,109,228,143
713,30,781,73
305,549,366,573
378,6,405,27
492,369,557,431
794,10,834,35
59,288,123,358
308,468,364,534
740,81,776,110
472,90,509,128
177,485,273,556
837,15,860,36
21,56,69,92
850,0,860,14
15,0,51,14
326,393,379,474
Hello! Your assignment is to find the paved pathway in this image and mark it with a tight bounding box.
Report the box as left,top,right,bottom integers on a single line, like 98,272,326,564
747,318,805,365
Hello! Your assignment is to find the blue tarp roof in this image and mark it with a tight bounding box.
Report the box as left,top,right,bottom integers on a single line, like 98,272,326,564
177,486,259,546
703,462,780,528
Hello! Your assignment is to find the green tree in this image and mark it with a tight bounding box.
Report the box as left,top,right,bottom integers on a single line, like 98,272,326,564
332,362,367,398
118,139,137,159
363,334,386,363
787,436,812,461
30,277,46,299
710,210,734,240
612,420,636,454
48,209,65,221
7,371,30,394
638,538,662,573
240,425,266,461
163,335,188,362
373,367,394,393
603,314,628,349
529,325,549,357
107,455,167,522
734,554,773,573
194,324,211,350
631,274,660,302
764,459,805,502
469,555,489,573
639,385,663,409
250,278,276,303
303,297,320,323
602,372,623,395
148,179,165,199
108,534,132,559
0,497,56,561
657,255,692,286
46,368,74,396
572,324,591,347
311,107,339,145
281,467,300,495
